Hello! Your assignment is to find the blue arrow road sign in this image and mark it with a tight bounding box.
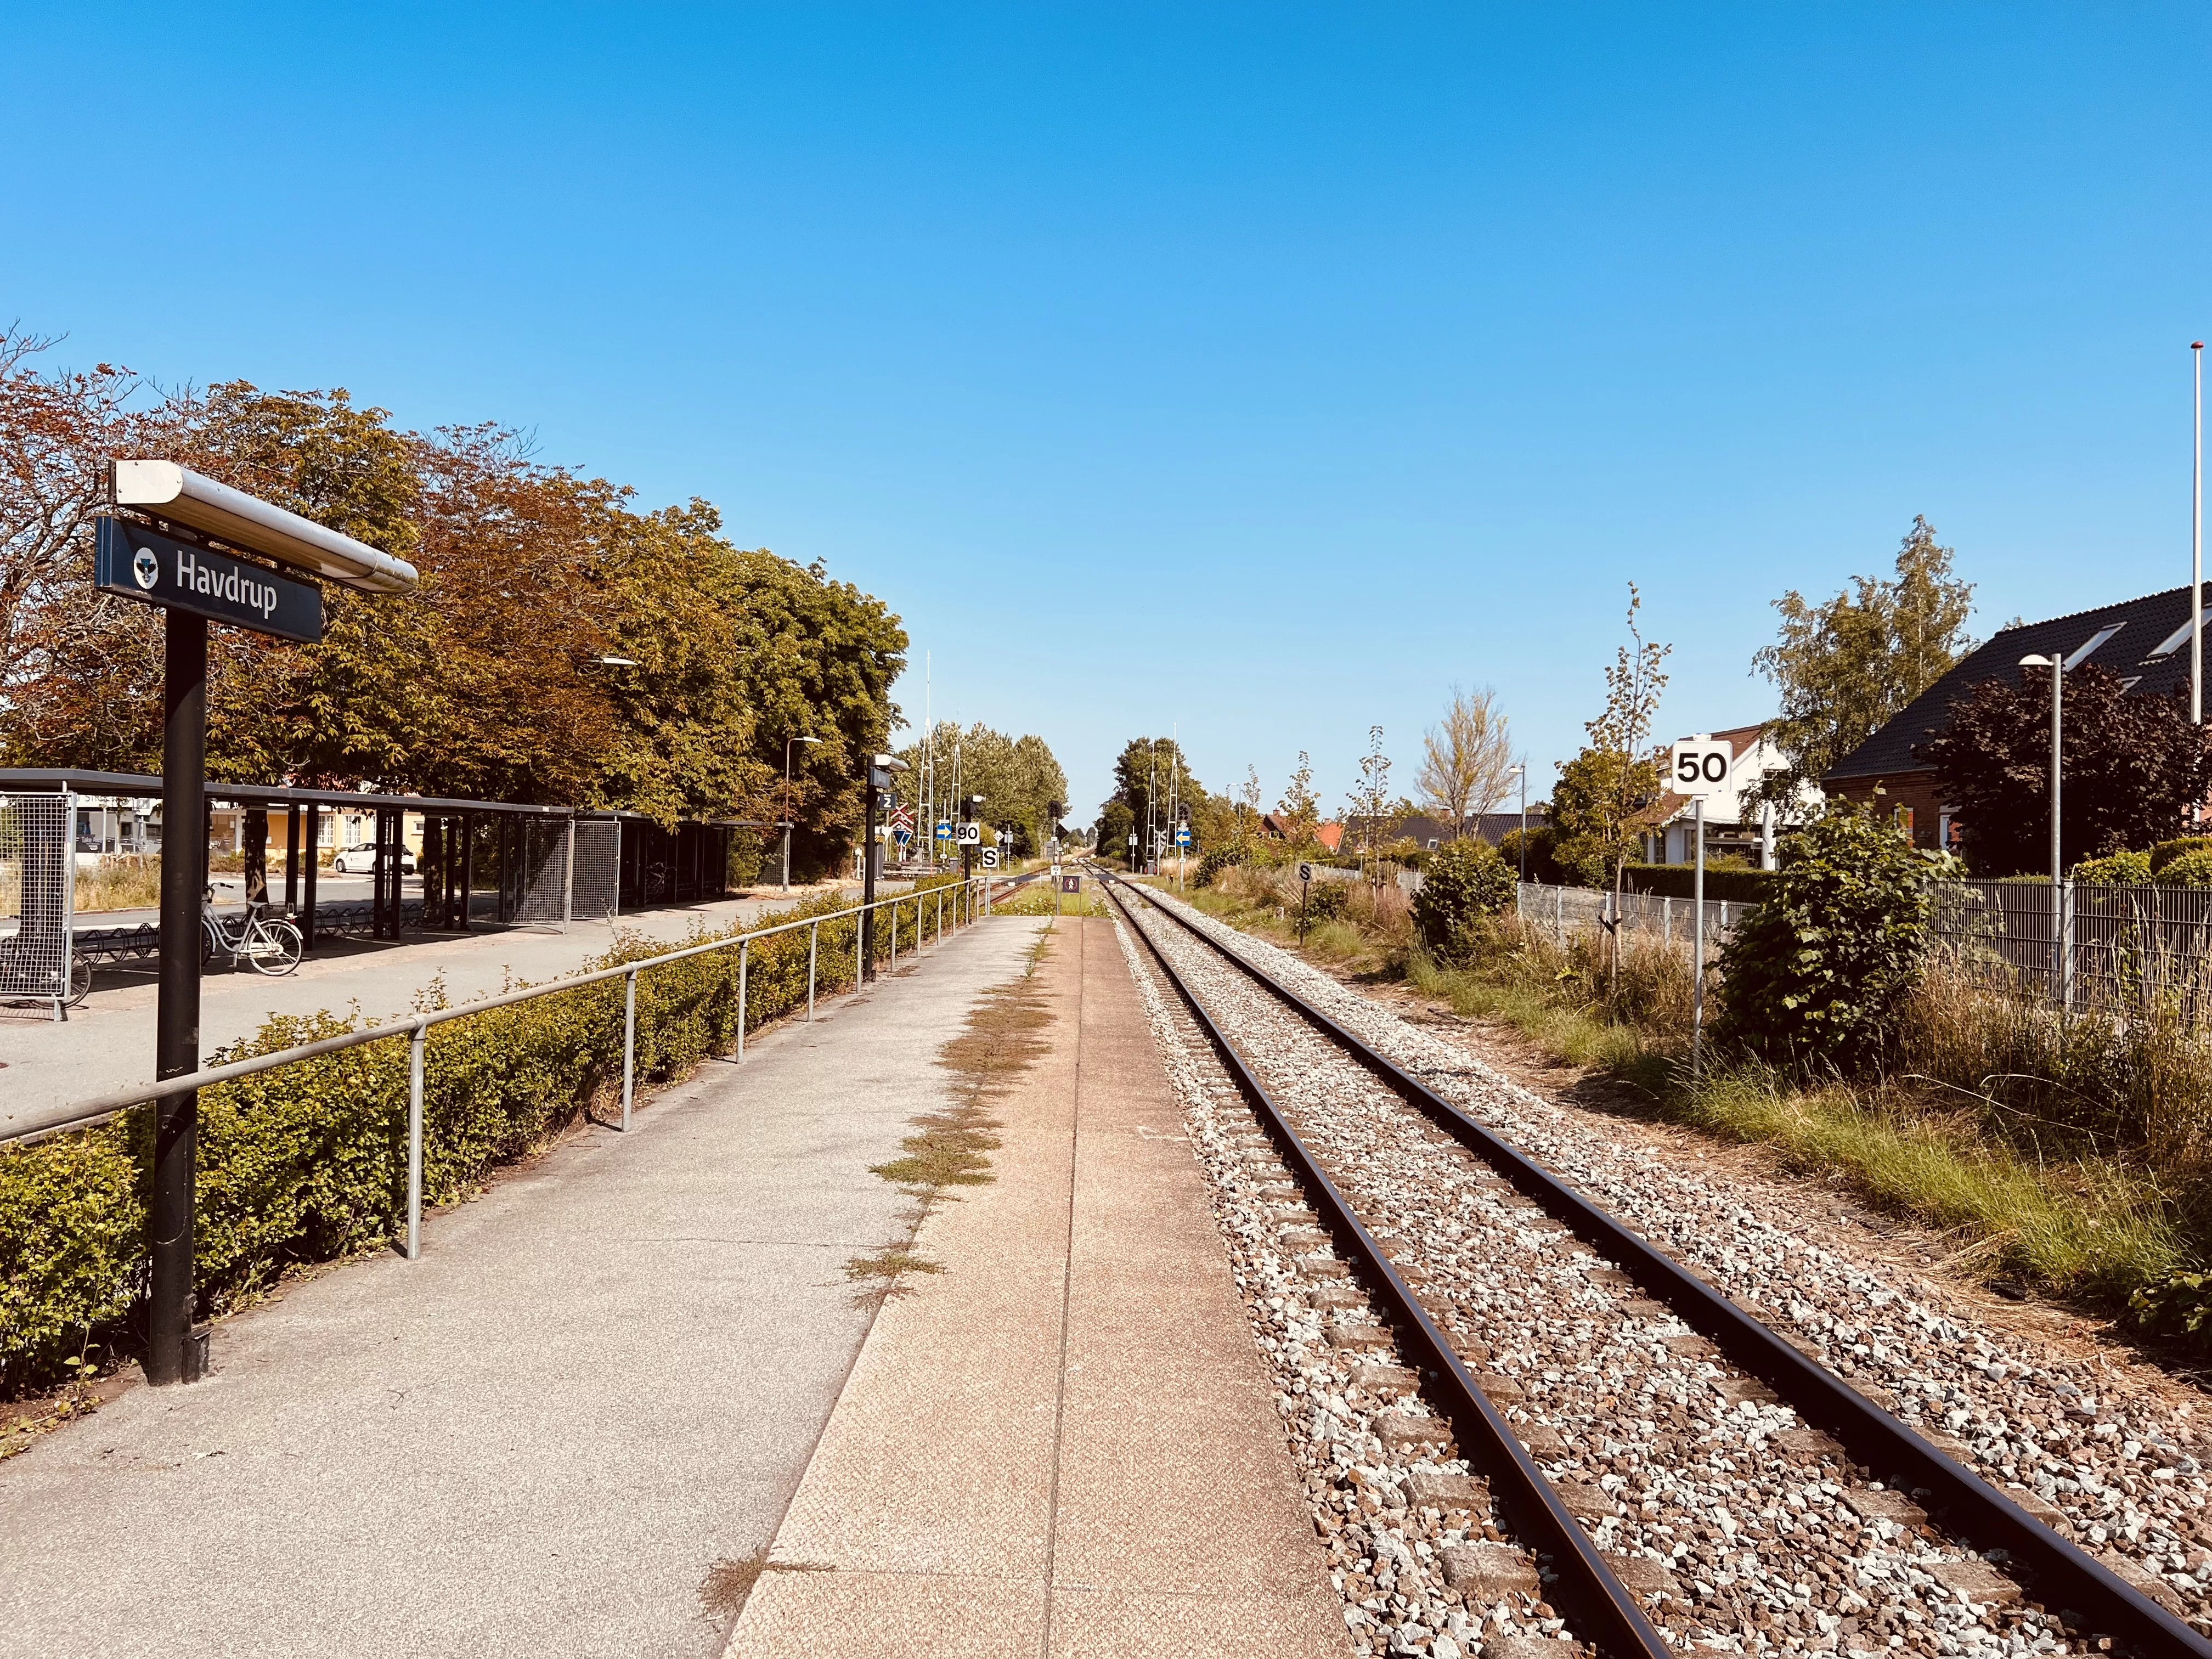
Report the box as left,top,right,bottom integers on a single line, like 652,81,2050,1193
1175,827,1191,846
935,821,952,838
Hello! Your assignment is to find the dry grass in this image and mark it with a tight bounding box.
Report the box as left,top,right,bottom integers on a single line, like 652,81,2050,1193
848,927,1056,1294
1186,868,2201,1311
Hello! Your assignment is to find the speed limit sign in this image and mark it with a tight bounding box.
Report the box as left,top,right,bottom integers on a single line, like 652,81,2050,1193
1669,737,1734,796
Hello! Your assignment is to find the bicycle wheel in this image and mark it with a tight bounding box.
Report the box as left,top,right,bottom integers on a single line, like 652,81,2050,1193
66,955,92,1006
249,918,304,977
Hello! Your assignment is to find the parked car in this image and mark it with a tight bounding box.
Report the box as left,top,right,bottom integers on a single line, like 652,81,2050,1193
331,843,417,875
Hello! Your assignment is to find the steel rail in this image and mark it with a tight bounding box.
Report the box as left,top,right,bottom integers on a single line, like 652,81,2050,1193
1109,873,2211,1657
1099,875,1671,1659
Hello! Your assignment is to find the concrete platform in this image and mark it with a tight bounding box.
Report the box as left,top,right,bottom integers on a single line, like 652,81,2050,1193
724,915,1348,1658
0,915,1048,1659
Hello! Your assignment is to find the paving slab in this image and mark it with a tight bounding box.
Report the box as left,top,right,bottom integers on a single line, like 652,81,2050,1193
724,913,1347,1658
0,914,1048,1659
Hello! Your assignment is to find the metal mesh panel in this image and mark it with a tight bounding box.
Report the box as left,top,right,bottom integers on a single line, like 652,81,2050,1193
0,793,74,1004
1930,878,2212,1020
571,819,619,921
512,820,573,932
1514,879,1754,951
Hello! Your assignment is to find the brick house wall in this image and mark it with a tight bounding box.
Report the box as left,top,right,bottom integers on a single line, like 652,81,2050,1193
1821,770,1952,852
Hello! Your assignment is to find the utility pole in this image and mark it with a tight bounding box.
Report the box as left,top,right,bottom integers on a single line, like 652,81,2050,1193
2194,343,2204,726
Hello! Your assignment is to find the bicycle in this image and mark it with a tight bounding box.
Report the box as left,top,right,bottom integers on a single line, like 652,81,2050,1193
202,887,304,976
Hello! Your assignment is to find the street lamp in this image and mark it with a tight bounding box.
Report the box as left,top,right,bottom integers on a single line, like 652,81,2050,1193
1504,763,1528,882
781,733,820,891
595,655,640,668
2021,653,2070,1006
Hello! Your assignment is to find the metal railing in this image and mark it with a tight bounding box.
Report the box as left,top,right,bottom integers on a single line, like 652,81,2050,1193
1514,879,1756,950
5,874,1023,1257
1928,877,2212,1020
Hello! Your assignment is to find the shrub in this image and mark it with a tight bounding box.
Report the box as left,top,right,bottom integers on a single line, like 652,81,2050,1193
1195,846,1245,887
2073,849,2152,885
1713,805,1936,1075
1299,879,1350,923
1497,825,1559,884
1619,863,1776,905
2130,1272,2212,1351
1410,837,1516,962
0,877,963,1396
2161,848,2212,888
2151,836,2212,875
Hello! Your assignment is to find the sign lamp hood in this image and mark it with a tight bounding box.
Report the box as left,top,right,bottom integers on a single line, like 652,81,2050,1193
113,460,419,595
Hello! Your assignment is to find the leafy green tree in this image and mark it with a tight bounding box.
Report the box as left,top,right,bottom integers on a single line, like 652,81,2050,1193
1273,751,1320,849
0,347,906,870
899,721,1068,856
1411,837,1515,962
1917,664,2212,876
1713,804,1936,1073
1751,516,1974,804
1096,800,1136,864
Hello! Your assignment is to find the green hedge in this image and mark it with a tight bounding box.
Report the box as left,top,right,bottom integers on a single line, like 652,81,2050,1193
1618,862,1775,904
1,876,968,1396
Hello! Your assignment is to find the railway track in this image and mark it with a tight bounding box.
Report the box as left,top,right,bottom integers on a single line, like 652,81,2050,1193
1097,871,2210,1659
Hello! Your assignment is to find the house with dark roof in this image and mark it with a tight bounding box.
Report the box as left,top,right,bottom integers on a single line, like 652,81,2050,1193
1821,582,2208,851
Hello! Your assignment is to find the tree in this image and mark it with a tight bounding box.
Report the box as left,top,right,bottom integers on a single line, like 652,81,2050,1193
1344,725,1394,873
899,721,1068,856
1568,585,1671,991
1274,751,1319,848
1714,804,1936,1074
1916,664,2212,875
1547,746,1663,888
0,336,907,870
1751,516,1974,804
1417,686,1515,837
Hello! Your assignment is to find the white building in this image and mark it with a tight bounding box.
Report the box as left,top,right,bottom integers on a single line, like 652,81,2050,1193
1643,723,1823,870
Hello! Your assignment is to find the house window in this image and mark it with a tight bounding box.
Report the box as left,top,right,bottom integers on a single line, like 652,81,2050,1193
1893,805,1915,840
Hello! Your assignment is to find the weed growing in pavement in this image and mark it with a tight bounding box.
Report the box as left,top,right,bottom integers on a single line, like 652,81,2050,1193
847,925,1056,1297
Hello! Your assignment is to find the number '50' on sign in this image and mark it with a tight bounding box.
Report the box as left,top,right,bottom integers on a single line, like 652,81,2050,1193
1670,738,1734,795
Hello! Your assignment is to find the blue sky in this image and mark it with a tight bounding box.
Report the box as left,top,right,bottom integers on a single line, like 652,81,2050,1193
7,5,2210,820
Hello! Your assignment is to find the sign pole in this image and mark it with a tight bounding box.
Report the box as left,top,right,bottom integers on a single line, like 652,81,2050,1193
150,611,207,1386
1691,795,1705,1085
861,772,879,983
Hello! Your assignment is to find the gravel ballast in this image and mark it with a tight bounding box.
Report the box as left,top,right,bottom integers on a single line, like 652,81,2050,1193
1114,888,2212,1657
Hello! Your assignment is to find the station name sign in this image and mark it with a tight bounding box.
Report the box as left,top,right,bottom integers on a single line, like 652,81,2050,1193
97,516,324,643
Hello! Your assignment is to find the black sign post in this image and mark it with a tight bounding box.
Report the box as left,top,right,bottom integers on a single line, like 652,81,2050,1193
96,517,326,1386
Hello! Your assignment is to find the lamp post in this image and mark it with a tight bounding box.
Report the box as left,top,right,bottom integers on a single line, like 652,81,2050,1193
2196,341,2204,726
781,733,820,891
1504,763,1527,881
2021,652,2069,1006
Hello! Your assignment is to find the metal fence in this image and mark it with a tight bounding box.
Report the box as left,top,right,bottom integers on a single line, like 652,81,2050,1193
5,874,1013,1260
571,818,619,922
512,820,574,931
1514,879,1757,953
1927,878,2212,1020
0,792,74,1015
